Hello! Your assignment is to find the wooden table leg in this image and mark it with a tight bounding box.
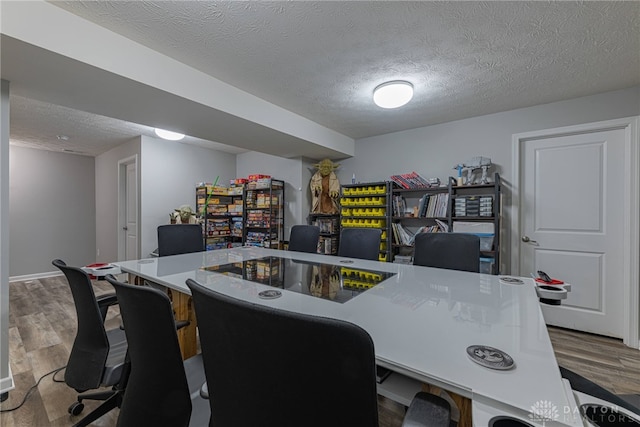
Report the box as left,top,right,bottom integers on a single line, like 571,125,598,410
422,383,472,427
169,289,198,360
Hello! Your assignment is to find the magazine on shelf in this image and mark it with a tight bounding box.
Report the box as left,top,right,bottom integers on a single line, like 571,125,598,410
390,171,431,189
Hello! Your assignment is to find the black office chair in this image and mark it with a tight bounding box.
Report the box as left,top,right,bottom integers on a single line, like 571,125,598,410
157,224,204,257
154,224,204,327
413,233,480,273
104,275,209,427
186,278,451,427
560,366,640,416
338,227,382,261
52,259,129,427
288,224,320,253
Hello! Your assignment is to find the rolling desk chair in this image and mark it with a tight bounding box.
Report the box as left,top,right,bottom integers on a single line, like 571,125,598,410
338,227,382,261
413,233,480,273
105,275,209,427
52,259,129,427
157,224,204,257
288,224,320,253
186,278,451,427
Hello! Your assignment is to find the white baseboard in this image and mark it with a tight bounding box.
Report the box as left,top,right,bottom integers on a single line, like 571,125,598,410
9,271,63,283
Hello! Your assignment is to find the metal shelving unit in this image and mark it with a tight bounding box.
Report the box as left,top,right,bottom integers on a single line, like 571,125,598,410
339,181,392,262
449,172,501,274
308,213,340,255
242,179,285,249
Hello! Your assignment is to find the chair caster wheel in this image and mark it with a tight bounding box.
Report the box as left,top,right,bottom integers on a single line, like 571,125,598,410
69,401,84,416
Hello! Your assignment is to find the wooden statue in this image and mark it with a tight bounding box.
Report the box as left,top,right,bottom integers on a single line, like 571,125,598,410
310,159,340,214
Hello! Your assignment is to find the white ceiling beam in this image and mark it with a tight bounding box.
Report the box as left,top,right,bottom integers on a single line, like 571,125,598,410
0,0,354,159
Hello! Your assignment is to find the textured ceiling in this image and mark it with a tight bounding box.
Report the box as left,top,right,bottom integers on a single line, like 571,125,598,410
10,96,247,156
9,1,640,156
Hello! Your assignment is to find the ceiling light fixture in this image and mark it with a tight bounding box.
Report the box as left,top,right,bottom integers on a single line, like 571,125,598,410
154,128,185,141
373,81,414,109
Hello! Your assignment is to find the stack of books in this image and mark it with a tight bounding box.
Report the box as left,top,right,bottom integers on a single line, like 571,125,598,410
390,171,432,189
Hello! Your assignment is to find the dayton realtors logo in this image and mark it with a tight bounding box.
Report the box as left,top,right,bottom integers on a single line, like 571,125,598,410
529,400,560,425
529,400,636,425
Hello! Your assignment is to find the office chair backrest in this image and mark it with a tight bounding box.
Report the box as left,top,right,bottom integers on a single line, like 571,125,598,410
105,275,193,427
338,227,382,261
52,259,111,392
288,224,320,253
157,224,204,257
413,233,480,273
186,278,379,427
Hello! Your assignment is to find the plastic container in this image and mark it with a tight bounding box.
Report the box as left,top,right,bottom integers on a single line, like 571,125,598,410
452,221,494,234
479,257,495,274
476,233,494,252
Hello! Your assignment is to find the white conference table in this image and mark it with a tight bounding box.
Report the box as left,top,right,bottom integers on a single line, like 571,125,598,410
115,247,582,426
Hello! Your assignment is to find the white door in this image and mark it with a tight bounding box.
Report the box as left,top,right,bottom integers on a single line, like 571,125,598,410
124,162,138,260
118,156,138,262
519,128,626,338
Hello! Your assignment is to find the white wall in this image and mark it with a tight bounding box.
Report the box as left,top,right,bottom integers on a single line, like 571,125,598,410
95,137,141,263
9,146,96,276
338,86,640,273
140,136,236,257
1,80,12,395
236,152,308,239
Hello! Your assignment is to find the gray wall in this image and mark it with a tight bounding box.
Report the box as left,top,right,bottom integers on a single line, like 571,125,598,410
339,86,640,184
96,136,237,262
9,146,96,276
140,136,236,257
338,86,640,273
1,80,11,394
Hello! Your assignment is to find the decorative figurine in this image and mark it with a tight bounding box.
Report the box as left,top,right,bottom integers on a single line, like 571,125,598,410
310,159,340,214
170,205,197,224
453,157,492,185
310,264,340,300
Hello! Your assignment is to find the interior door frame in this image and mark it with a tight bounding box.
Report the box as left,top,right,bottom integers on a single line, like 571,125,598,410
511,116,639,348
117,154,139,261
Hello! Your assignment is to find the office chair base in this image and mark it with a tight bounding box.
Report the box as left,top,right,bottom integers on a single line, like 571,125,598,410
71,389,124,427
68,401,84,416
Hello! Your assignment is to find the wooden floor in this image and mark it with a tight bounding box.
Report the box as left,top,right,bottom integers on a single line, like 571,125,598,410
1,276,639,426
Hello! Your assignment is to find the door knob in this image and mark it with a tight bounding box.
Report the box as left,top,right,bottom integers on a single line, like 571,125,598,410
122,226,128,230
522,235,537,244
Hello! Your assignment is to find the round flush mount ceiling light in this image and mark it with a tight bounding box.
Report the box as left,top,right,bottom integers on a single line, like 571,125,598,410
154,128,185,141
373,81,414,109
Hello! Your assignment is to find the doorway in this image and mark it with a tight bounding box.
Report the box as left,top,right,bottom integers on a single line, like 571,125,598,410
118,155,139,261
512,117,639,347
